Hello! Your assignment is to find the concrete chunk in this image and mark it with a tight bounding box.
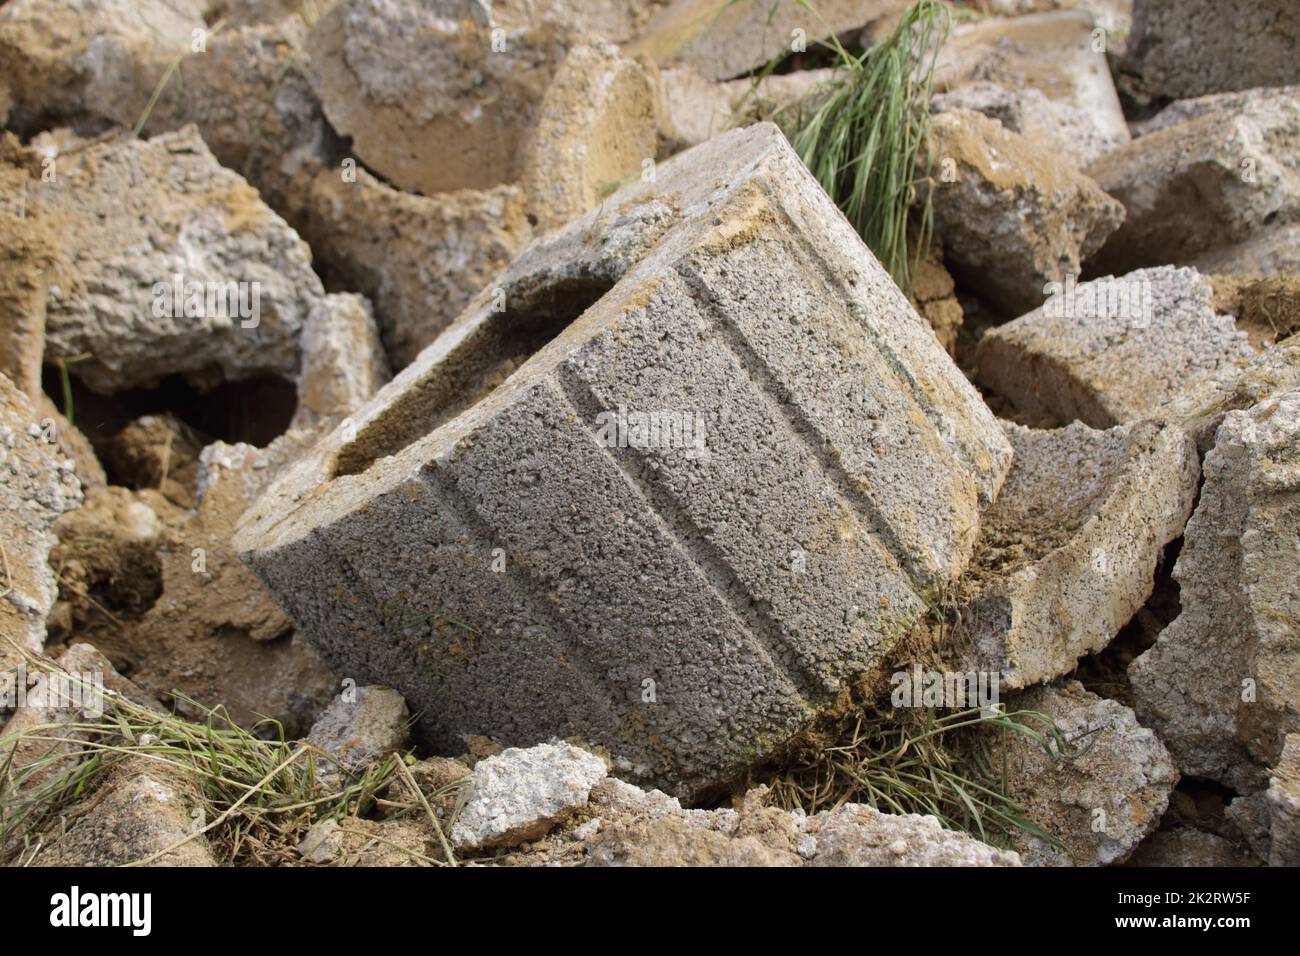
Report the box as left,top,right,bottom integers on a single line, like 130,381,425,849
976,266,1254,428
1120,0,1300,101
305,685,410,786
959,419,1198,689
928,109,1124,317
452,742,608,850
1087,88,1300,275
236,123,1011,798
933,11,1131,165
1129,388,1300,792
1001,681,1177,867
31,127,324,393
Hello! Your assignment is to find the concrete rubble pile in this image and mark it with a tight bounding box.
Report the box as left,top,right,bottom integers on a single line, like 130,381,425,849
0,0,1297,869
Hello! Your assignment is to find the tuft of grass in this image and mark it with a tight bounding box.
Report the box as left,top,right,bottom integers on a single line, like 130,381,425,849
0,650,467,867
765,703,1089,852
787,0,950,295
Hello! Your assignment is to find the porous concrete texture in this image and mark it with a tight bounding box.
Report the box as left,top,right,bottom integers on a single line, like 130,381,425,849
1087,87,1300,275
452,742,609,850
305,685,410,786
289,164,532,370
30,126,324,393
0,374,83,677
628,0,909,83
927,109,1124,317
1121,0,1300,101
28,757,216,867
976,266,1254,428
1189,224,1300,279
1266,735,1300,867
1001,681,1177,867
236,122,1012,798
522,41,657,233
305,0,569,197
1129,389,1300,793
933,10,1131,165
581,782,1021,866
291,293,391,431
958,419,1197,689
1160,333,1300,456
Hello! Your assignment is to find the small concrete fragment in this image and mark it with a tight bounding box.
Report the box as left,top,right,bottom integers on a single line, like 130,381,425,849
1087,88,1300,275
1266,734,1300,866
927,109,1124,316
31,127,324,393
1001,681,1177,866
29,758,215,867
289,165,531,369
291,293,391,431
0,374,83,676
1130,389,1300,792
976,266,1254,428
304,686,410,785
306,0,567,196
452,743,609,850
236,123,1012,797
959,419,1197,689
522,42,656,233
1120,0,1300,101
933,10,1131,165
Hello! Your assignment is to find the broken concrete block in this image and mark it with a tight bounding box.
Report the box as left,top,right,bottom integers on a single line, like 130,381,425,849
291,293,391,431
523,41,657,233
958,419,1197,689
0,374,83,676
1130,389,1300,793
1159,333,1300,456
304,685,410,785
0,0,206,130
1001,681,1177,866
933,10,1131,165
927,109,1124,316
651,65,735,159
306,0,568,196
29,758,215,867
1087,88,1300,274
1266,734,1300,866
800,803,1022,867
289,164,532,370
31,127,324,393
629,0,909,83
977,266,1254,428
1120,0,1300,101
236,122,1012,798
452,743,609,850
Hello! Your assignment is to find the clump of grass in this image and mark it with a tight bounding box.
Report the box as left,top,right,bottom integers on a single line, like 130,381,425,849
0,651,466,866
788,0,950,294
766,703,1088,852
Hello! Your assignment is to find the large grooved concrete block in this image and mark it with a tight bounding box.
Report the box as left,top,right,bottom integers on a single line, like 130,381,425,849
235,123,1011,798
